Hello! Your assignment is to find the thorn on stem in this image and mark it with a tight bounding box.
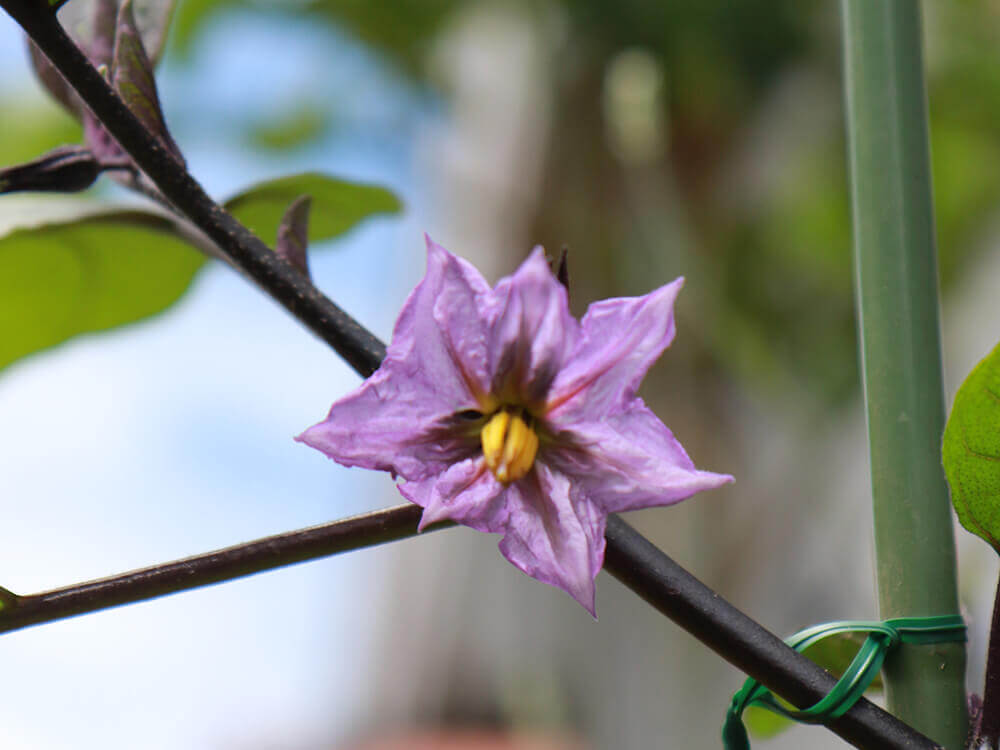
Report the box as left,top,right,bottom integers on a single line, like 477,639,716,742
0,585,20,612
555,246,570,291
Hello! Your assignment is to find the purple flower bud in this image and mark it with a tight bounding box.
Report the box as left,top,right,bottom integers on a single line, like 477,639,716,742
0,145,102,194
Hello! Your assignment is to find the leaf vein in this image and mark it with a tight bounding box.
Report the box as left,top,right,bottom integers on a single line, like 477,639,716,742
963,438,1000,462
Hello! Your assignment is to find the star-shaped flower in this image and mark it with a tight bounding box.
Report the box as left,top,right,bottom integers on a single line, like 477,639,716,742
298,238,732,614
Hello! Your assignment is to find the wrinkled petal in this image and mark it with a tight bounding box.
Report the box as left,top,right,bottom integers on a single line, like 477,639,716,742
427,236,494,404
390,235,493,405
297,238,493,480
546,397,733,514
399,456,507,531
297,362,477,481
487,247,579,406
299,239,731,617
497,463,605,616
547,278,683,422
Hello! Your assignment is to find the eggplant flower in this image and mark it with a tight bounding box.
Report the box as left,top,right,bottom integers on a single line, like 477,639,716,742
298,238,732,614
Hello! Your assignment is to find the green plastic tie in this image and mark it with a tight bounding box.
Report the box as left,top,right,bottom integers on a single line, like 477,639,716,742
722,615,966,749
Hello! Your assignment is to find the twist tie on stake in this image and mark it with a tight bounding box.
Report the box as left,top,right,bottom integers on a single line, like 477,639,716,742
722,615,966,750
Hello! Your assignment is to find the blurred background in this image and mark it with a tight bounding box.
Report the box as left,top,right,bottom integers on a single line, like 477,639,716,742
2,1,1000,747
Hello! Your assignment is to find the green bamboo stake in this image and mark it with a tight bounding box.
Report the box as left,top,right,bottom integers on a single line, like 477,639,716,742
840,1,967,745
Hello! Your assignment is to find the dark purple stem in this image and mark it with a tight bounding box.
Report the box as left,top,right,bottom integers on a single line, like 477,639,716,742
1,0,385,377
977,576,1000,745
0,505,447,634
0,4,943,748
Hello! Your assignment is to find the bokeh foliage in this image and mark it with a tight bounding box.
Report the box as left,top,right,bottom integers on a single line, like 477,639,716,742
166,0,1000,406
10,0,998,402
0,174,400,372
1,0,401,373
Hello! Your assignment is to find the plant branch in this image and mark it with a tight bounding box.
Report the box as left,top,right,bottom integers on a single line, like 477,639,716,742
0,3,943,748
603,516,941,749
0,505,941,749
0,505,449,635
0,0,385,377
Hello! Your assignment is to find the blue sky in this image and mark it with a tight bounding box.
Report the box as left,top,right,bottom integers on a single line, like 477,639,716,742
0,10,431,748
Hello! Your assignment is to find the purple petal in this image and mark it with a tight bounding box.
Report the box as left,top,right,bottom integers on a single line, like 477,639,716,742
546,278,683,422
398,456,507,531
297,359,464,481
547,397,733,514
497,463,605,616
297,237,492,479
487,247,579,406
391,236,492,404
427,237,494,403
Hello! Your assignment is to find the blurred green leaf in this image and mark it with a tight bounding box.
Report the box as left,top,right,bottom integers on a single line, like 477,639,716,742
943,342,1000,552
0,101,82,166
744,705,792,739
931,124,1000,284
169,0,463,69
0,173,399,372
803,632,883,691
249,105,329,151
168,0,238,55
223,172,402,247
0,203,205,373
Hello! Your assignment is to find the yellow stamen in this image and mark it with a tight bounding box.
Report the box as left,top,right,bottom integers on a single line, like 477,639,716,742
481,409,539,483
481,410,510,471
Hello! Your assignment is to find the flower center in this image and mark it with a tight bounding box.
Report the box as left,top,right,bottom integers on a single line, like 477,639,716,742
480,407,539,484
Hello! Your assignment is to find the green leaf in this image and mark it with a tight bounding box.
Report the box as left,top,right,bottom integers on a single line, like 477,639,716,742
0,100,81,166
223,172,402,248
0,202,205,373
943,341,1000,551
0,173,399,372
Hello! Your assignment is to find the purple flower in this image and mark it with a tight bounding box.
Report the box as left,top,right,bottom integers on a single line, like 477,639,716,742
299,238,732,614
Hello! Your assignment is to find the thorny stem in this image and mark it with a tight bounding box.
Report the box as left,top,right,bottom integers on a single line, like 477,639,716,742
0,3,944,749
